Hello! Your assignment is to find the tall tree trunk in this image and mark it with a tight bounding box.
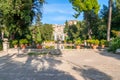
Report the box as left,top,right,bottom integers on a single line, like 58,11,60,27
107,0,112,41
84,12,92,39
88,22,92,39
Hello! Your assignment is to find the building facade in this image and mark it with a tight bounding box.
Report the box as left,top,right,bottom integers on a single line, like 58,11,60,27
52,20,78,41
53,24,65,41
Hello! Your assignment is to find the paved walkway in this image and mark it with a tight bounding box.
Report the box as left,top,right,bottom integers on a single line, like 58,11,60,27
0,49,120,80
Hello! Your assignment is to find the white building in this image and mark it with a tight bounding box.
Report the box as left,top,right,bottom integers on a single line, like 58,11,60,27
52,20,78,41
53,24,65,41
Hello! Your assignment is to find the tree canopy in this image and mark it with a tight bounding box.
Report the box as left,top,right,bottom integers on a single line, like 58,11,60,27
0,0,45,39
69,0,100,18
69,0,100,39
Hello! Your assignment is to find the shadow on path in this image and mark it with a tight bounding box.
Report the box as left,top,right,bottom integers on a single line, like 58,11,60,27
73,65,112,80
95,50,120,60
0,53,76,80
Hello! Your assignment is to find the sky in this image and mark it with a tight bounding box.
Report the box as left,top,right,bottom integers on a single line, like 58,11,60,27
41,0,108,25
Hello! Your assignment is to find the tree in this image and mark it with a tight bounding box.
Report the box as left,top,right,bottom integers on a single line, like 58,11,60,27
0,0,45,39
40,24,53,41
107,0,113,41
64,21,87,41
64,20,69,33
100,0,120,39
116,0,120,9
69,0,100,39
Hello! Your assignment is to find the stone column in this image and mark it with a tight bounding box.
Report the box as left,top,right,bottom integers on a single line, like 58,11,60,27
3,38,9,51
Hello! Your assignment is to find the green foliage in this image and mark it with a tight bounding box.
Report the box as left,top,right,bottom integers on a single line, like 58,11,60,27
116,0,120,9
87,39,93,44
36,29,42,43
100,39,107,45
94,39,99,45
40,24,53,41
87,39,99,45
74,38,82,45
68,40,73,44
64,20,69,33
30,23,53,43
32,25,42,43
45,46,55,49
65,46,74,49
96,21,107,39
65,21,86,41
0,0,45,39
100,1,120,39
108,37,120,52
12,40,18,45
69,0,100,39
69,0,100,18
112,30,120,37
28,52,47,56
19,39,28,45
26,34,32,40
0,40,2,51
0,45,2,51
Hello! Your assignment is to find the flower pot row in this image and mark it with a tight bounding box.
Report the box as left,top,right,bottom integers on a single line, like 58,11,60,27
12,39,42,49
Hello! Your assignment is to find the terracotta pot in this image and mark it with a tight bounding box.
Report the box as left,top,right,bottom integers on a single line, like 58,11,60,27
14,45,18,48
96,45,99,47
21,44,26,49
76,45,80,49
37,45,42,49
91,44,94,47
92,45,97,49
101,45,105,48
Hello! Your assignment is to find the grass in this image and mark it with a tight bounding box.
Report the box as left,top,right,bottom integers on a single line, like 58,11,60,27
28,52,48,56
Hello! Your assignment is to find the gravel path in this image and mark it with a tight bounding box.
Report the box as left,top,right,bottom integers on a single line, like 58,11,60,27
0,49,120,80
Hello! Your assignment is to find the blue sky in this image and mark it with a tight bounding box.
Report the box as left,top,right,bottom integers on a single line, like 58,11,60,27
41,0,108,24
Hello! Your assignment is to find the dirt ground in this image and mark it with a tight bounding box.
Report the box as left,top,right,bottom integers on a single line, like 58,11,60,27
0,49,120,80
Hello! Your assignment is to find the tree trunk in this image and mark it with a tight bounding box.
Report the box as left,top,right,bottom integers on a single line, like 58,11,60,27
88,22,92,39
84,12,92,39
107,0,112,41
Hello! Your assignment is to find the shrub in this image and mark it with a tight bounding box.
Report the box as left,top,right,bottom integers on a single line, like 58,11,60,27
100,40,107,45
45,46,55,49
65,46,74,49
94,39,99,45
108,37,120,52
68,40,73,44
74,38,82,45
28,52,47,56
12,40,18,45
87,39,93,44
87,39,99,45
19,39,28,45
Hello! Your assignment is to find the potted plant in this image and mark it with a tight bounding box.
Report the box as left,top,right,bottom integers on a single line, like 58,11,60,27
12,40,18,48
68,40,72,44
87,39,93,47
94,39,99,47
100,39,107,48
74,38,82,49
19,39,28,49
92,39,99,49
36,40,42,49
